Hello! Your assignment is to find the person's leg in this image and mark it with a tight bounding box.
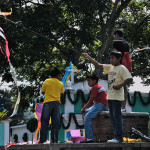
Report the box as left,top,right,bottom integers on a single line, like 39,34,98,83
108,100,115,130
51,101,60,143
40,102,52,142
113,100,123,140
108,100,123,143
84,103,108,140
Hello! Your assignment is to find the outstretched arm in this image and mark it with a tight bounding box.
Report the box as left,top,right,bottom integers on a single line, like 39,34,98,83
82,53,103,69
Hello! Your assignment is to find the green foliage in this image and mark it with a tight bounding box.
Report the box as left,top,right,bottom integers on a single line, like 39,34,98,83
116,0,150,85
0,90,13,117
0,111,8,120
0,0,149,112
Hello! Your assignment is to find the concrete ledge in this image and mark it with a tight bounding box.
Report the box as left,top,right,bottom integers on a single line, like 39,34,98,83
93,111,149,142
1,143,150,150
97,111,149,117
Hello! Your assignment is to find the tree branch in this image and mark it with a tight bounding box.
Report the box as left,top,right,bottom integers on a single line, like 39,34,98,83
108,0,132,29
23,0,42,6
132,68,150,76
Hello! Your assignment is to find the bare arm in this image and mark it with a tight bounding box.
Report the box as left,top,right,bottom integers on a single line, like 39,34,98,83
81,97,94,114
113,78,133,90
82,53,103,69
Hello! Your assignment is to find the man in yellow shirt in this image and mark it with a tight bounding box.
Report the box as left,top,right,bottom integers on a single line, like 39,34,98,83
39,67,64,143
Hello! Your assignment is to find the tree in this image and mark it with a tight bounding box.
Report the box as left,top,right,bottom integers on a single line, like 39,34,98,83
0,0,149,111
116,0,150,85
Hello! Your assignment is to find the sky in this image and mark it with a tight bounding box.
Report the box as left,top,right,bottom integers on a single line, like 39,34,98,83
0,76,149,93
129,77,150,93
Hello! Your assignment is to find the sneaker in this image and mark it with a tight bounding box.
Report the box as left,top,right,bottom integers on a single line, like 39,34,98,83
121,107,126,112
107,138,119,143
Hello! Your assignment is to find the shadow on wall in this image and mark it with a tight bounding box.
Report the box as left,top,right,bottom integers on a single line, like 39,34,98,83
22,133,28,142
13,134,18,143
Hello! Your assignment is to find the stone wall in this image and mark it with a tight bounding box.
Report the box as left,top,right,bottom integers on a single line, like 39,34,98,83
93,111,149,142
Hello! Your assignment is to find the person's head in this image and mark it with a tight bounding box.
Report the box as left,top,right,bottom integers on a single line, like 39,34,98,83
50,67,62,80
86,74,98,87
112,40,125,53
114,29,123,40
110,51,122,66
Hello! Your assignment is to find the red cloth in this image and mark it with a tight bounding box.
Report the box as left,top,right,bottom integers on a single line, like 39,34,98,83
122,52,132,72
90,84,108,106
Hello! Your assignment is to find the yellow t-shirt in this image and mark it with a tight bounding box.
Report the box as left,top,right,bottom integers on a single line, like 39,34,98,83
103,64,132,101
41,78,64,103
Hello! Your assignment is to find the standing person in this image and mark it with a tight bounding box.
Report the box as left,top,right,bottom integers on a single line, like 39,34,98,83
82,51,133,143
81,74,108,143
39,67,64,143
113,29,132,72
113,29,132,110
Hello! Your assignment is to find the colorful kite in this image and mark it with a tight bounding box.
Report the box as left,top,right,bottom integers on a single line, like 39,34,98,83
33,102,51,142
134,47,150,52
62,61,80,85
0,26,20,117
0,8,12,16
33,102,43,141
0,27,10,61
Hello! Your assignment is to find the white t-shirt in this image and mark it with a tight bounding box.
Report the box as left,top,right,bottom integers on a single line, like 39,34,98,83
103,64,132,101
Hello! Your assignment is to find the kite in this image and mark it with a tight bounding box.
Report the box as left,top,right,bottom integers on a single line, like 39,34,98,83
33,102,51,142
33,102,43,142
0,27,10,61
0,26,20,117
62,61,80,85
0,8,12,16
134,47,150,52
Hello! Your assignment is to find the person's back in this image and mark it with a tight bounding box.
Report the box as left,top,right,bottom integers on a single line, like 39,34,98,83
40,67,64,143
91,83,108,106
42,78,64,103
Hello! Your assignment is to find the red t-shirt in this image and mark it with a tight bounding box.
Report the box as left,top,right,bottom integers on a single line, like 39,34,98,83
90,84,108,106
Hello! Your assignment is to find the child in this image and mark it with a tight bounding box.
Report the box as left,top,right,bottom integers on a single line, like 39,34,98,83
82,51,133,143
39,67,64,143
81,74,108,143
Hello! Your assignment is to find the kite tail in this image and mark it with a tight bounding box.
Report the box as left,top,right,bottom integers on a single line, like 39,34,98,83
5,37,10,61
33,121,41,142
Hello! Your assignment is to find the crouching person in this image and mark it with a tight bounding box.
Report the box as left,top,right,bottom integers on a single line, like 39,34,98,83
81,74,108,143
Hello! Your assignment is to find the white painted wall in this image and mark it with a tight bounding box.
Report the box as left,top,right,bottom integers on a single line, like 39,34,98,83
65,80,108,92
11,125,36,143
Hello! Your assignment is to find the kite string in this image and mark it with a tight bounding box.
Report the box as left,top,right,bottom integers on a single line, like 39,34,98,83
0,15,52,41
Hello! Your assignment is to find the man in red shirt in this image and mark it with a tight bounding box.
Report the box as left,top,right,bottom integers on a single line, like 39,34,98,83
81,74,108,143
